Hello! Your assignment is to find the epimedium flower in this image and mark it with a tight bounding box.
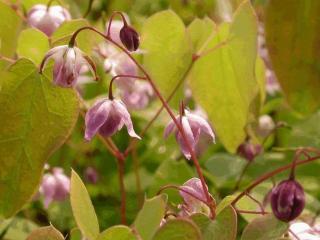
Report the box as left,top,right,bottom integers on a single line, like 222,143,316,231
27,4,71,36
40,45,98,87
39,167,70,208
85,98,141,140
179,178,212,216
164,109,215,159
270,179,305,222
84,167,99,184
289,222,320,240
257,114,275,138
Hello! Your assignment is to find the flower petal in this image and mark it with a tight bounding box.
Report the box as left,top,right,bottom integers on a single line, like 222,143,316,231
85,99,111,140
164,119,176,139
114,100,141,139
187,112,215,143
176,116,196,159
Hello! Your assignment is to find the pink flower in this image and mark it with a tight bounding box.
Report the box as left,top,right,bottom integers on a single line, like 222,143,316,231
84,167,99,184
164,110,215,159
237,142,262,162
39,168,70,208
122,81,153,110
289,222,320,240
27,4,71,36
40,45,97,87
85,98,141,140
179,178,211,216
103,51,137,90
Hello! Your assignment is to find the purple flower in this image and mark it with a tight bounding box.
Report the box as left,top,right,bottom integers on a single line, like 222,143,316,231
237,142,262,162
84,167,99,184
39,167,70,208
122,81,153,110
40,45,97,87
120,25,140,51
27,4,71,36
85,98,141,140
271,179,305,222
179,178,211,216
164,110,215,159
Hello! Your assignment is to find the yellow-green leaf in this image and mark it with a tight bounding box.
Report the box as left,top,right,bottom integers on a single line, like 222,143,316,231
0,59,79,218
70,170,99,240
26,226,64,240
97,225,137,240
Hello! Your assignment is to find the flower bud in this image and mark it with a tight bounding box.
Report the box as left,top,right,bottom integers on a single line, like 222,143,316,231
120,25,140,51
84,167,99,184
271,179,305,222
27,4,71,36
257,115,275,138
237,142,262,162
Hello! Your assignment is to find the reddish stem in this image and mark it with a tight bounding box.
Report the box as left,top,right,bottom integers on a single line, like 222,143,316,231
106,11,128,37
231,152,320,205
69,26,214,217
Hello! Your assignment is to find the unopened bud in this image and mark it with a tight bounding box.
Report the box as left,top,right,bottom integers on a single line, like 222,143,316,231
120,25,139,51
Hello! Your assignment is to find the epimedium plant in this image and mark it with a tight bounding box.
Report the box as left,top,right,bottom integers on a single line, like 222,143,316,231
1,0,320,239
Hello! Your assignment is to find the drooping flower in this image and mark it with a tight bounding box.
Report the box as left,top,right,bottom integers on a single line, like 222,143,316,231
84,167,99,184
40,45,97,87
39,167,70,208
270,179,305,222
85,98,140,140
27,4,71,36
179,178,211,216
122,81,153,110
237,142,263,162
120,24,140,51
164,110,215,159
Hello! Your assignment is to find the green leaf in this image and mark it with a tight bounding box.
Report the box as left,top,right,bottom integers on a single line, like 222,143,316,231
51,19,97,54
97,225,137,240
133,194,167,240
187,18,216,53
265,0,320,115
70,170,99,240
0,1,22,57
17,28,50,65
191,206,237,240
141,10,192,107
189,1,259,152
26,226,64,240
216,195,236,215
152,219,201,240
241,214,289,240
0,59,79,218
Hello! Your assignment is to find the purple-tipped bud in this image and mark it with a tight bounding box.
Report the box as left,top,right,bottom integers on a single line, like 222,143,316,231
178,178,212,216
39,167,70,208
84,167,99,184
120,25,140,51
40,45,97,87
27,4,71,36
84,98,141,140
164,110,215,159
237,142,262,162
271,179,305,222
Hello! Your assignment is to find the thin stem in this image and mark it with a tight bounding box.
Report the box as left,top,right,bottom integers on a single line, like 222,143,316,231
116,156,126,224
83,0,94,18
245,192,265,213
108,74,147,99
289,229,301,240
46,0,64,9
132,148,143,208
231,151,320,205
235,209,269,215
233,161,252,191
194,38,231,60
107,11,128,37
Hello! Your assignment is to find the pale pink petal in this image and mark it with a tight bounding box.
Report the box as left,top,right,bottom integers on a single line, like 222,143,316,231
164,119,176,139
85,99,111,140
187,112,215,143
114,100,141,139
176,116,196,160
